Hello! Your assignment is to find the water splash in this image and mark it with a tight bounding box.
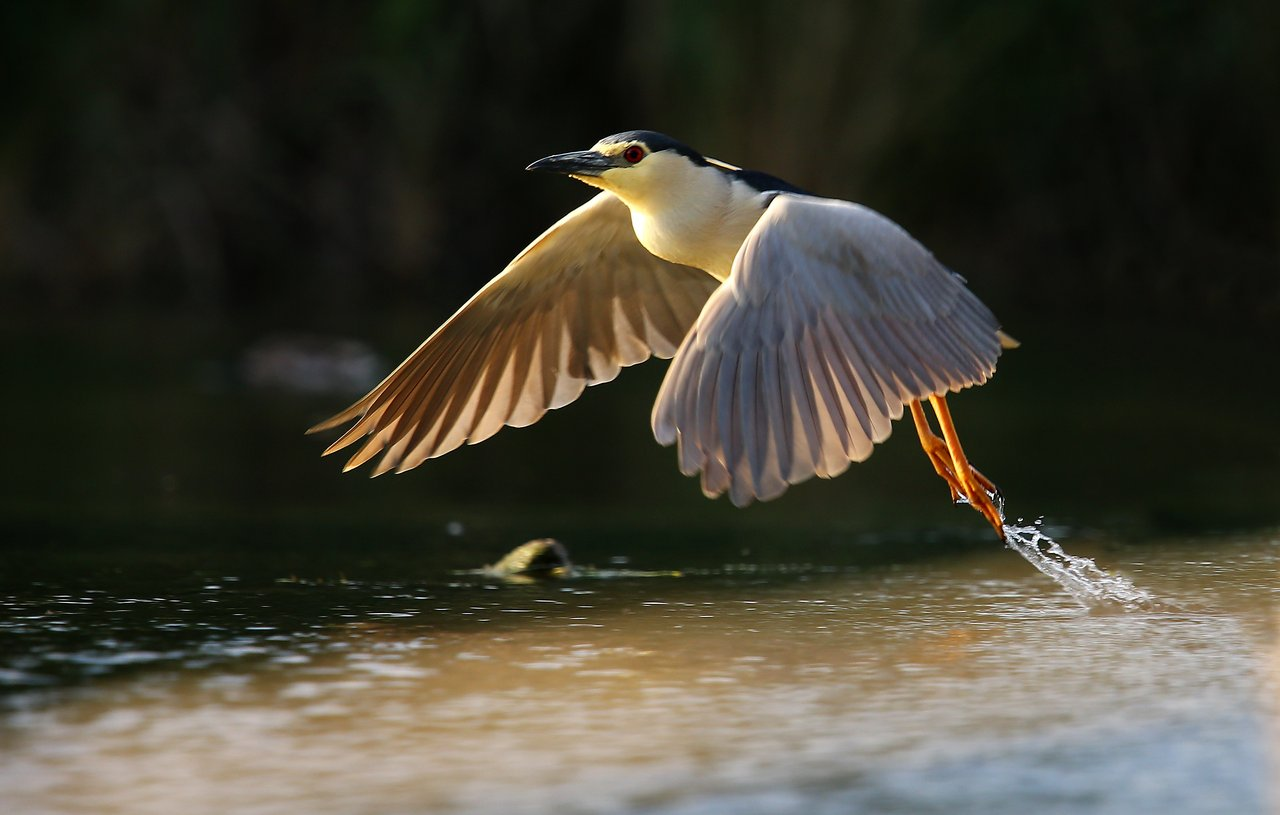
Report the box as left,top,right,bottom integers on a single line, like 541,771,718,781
1002,518,1157,611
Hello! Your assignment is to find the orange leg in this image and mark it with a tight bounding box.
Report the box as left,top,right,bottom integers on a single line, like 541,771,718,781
910,401,961,503
910,396,1005,538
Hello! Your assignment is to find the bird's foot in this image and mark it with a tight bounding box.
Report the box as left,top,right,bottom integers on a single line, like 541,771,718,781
910,398,1006,540
951,467,1006,537
925,439,1005,535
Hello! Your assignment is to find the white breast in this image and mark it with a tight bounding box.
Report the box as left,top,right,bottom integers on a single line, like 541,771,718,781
628,168,770,282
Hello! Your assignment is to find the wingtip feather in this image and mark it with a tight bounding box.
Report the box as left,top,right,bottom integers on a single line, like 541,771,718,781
306,414,346,435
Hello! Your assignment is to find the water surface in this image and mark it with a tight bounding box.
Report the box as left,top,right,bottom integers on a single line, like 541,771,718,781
2,318,1278,813
3,528,1277,814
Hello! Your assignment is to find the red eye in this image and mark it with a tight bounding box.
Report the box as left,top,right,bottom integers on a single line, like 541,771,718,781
622,145,645,164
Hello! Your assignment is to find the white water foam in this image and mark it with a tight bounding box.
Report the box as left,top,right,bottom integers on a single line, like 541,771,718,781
1002,518,1157,610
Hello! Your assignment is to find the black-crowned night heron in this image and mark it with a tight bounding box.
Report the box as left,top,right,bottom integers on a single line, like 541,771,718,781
308,131,1017,537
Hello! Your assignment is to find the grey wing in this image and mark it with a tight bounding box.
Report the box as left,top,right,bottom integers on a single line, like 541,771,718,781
651,193,1007,506
310,191,720,475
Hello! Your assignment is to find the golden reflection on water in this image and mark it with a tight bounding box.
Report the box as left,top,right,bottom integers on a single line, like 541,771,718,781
2,534,1277,814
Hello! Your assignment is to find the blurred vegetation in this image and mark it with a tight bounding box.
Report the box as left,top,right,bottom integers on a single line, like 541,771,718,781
0,1,1277,559
2,0,1277,328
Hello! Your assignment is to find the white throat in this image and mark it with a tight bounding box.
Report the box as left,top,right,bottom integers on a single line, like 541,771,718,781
589,155,771,281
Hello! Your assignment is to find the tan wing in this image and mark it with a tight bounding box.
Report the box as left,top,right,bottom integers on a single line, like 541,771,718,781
651,194,1008,506
311,191,719,475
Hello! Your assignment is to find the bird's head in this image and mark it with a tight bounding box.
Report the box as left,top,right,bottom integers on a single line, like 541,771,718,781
526,131,713,207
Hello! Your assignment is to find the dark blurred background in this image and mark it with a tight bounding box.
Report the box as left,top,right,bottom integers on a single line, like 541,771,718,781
3,1,1278,559
5,0,1278,324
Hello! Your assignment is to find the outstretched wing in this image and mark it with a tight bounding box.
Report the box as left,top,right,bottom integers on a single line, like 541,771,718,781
311,191,719,475
651,193,1008,506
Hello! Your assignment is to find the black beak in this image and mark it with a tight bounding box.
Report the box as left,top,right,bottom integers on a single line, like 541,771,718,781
526,149,614,177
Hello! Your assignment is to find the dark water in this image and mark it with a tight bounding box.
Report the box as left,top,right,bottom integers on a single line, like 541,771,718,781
2,317,1278,814
3,530,1278,814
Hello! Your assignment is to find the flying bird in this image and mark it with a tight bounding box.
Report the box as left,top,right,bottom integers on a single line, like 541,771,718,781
308,131,1016,537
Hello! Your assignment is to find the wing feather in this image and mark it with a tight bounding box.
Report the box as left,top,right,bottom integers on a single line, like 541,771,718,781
778,326,820,482
800,327,852,478
759,344,789,498
310,191,720,474
652,193,1008,506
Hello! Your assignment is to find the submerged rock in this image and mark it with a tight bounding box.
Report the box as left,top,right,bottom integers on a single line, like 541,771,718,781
473,538,682,582
482,538,575,580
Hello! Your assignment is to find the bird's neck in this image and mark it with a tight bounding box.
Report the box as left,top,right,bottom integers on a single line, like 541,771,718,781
624,168,768,281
